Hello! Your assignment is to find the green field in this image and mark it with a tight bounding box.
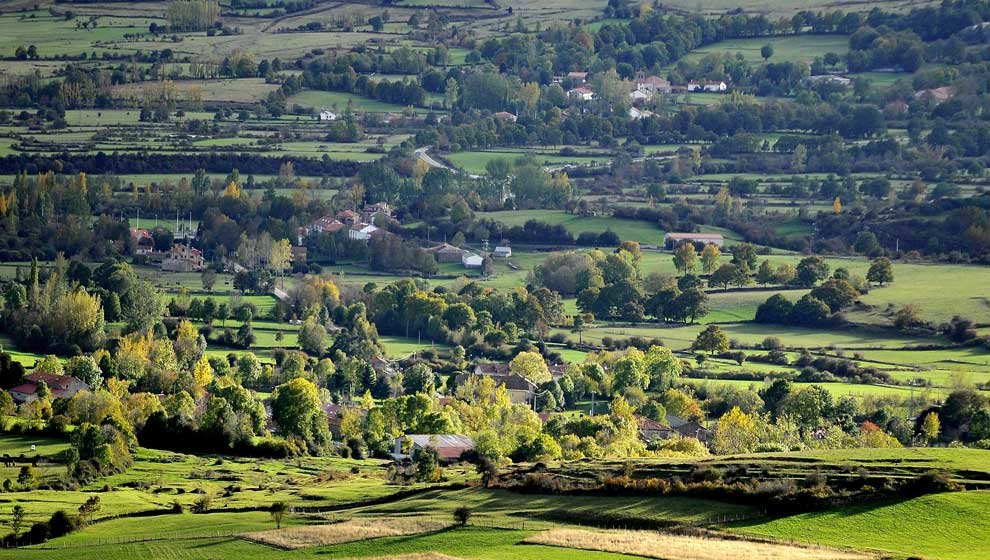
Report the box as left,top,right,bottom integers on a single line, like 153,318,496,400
476,210,663,245
680,35,850,66
288,90,429,114
448,151,612,175
732,491,990,560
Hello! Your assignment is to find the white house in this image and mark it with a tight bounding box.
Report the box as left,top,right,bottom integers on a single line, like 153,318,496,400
629,89,651,103
349,223,381,241
805,75,851,87
462,253,483,268
688,81,728,93
493,246,512,259
628,107,654,120
663,232,725,249
319,110,339,121
568,87,595,101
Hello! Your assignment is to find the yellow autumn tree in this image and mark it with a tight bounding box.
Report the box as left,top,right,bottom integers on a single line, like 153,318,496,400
192,356,214,388
833,196,842,214
223,180,241,199
412,158,431,185
712,406,759,455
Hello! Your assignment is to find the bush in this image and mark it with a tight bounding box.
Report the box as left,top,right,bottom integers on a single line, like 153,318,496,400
453,505,472,525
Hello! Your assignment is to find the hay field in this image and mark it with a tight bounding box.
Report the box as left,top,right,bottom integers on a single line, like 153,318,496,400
524,528,871,560
242,517,451,549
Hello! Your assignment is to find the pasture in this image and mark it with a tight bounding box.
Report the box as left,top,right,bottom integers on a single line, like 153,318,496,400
475,210,663,245
679,35,850,66
731,491,990,560
447,151,612,174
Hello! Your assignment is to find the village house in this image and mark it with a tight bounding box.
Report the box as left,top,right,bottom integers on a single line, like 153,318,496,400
160,244,205,272
634,414,710,443
10,372,88,404
429,243,467,263
663,232,725,249
566,71,588,83
319,110,339,121
628,107,654,120
130,228,155,255
634,74,672,94
337,209,362,227
362,202,392,223
493,111,517,122
392,434,475,463
635,415,675,443
666,414,711,441
568,86,595,101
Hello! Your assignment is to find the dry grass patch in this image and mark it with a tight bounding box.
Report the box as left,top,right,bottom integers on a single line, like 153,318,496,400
344,555,463,560
242,517,451,549
524,528,872,560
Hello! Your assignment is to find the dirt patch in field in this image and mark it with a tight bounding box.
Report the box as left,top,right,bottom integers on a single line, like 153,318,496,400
242,517,451,549
523,528,872,560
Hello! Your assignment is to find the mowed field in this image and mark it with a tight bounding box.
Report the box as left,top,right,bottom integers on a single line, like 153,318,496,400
475,209,664,245
678,35,850,65
731,491,990,560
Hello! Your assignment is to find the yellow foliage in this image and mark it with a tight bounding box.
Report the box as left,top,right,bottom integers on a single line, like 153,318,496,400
223,180,242,199
193,356,214,387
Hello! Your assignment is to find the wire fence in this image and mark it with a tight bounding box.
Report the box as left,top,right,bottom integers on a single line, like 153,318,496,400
27,511,776,550
31,530,241,550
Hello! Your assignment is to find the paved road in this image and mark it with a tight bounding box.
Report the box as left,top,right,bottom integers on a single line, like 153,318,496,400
413,147,452,170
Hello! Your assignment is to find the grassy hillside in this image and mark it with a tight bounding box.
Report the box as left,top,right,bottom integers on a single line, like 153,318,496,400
731,491,990,560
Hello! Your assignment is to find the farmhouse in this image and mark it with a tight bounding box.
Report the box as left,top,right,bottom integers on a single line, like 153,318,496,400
461,253,484,268
666,414,711,441
492,246,512,258
10,372,88,404
687,81,728,93
663,232,725,249
160,244,205,272
493,111,517,122
428,243,467,263
319,110,339,121
308,216,346,235
635,415,675,443
393,434,475,463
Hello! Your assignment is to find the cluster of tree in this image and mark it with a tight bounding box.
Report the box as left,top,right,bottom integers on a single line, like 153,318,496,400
166,0,220,32
2,259,164,354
